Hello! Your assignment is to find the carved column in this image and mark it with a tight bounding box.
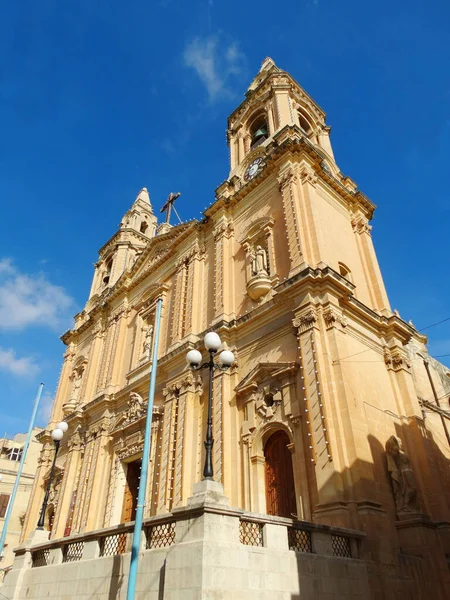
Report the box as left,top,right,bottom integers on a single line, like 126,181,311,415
170,261,187,345
95,314,117,393
145,408,163,517
71,430,97,533
158,385,180,512
297,164,320,267
237,129,245,163
20,437,53,542
266,102,275,135
52,428,84,538
293,307,335,507
213,216,234,322
351,212,390,312
83,322,105,402
278,167,305,275
83,423,112,531
51,345,75,422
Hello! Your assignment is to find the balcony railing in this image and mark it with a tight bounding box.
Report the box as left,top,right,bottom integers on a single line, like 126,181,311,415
20,508,363,573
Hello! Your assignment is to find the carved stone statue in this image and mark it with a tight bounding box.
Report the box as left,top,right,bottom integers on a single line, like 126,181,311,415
251,245,269,276
385,435,420,515
142,324,154,359
126,392,146,422
70,370,83,402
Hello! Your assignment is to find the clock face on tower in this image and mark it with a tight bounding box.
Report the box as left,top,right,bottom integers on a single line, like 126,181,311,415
244,157,265,181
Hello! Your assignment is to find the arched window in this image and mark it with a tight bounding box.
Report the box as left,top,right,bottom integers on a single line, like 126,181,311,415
338,262,352,282
140,221,148,234
297,110,312,134
250,115,269,149
103,258,113,285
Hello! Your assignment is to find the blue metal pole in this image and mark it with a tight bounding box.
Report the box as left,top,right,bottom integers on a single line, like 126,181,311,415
126,298,163,600
0,382,44,556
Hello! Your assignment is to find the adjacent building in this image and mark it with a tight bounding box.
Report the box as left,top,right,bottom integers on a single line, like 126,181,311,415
4,58,450,599
0,429,42,576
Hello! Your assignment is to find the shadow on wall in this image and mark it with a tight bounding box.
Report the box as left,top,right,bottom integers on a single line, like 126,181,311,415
292,417,450,600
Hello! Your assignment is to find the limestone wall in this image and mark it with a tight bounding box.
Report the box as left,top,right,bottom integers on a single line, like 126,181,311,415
3,501,371,600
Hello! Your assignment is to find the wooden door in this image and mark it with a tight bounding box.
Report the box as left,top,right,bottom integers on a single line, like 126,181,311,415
264,431,296,518
121,460,141,523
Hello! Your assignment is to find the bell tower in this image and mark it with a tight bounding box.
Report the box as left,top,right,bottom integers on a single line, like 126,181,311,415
88,187,157,299
227,57,335,178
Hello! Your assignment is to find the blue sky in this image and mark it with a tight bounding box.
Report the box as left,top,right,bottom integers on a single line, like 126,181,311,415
1,0,449,434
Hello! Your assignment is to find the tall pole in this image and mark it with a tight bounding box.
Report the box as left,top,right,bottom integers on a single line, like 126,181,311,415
203,351,215,479
0,383,44,556
126,297,163,600
37,440,60,529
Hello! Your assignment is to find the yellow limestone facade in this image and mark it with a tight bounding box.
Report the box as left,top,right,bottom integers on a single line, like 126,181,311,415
6,58,450,599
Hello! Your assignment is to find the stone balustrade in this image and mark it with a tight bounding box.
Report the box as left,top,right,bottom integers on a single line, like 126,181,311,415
2,492,369,599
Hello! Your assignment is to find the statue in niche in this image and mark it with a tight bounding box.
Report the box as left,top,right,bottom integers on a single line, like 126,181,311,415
126,392,146,422
250,245,269,276
70,369,83,403
385,435,420,515
142,324,154,359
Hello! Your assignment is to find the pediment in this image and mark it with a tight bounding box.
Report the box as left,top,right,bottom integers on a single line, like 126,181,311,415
127,221,196,286
235,361,298,395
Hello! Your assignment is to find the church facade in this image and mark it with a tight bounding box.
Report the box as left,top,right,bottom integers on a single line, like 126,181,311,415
5,58,450,599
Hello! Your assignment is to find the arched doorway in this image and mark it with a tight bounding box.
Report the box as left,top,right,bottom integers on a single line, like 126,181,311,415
264,430,296,518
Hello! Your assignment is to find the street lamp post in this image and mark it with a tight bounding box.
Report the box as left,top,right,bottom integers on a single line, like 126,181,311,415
37,422,68,530
186,332,234,480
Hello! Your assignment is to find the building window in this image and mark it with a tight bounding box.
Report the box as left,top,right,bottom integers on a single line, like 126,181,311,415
103,258,113,285
250,115,268,149
298,110,312,134
140,221,148,234
338,262,352,282
8,447,22,462
0,494,10,518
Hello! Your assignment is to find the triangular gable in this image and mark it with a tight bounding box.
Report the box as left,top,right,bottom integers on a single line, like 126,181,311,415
235,362,297,395
126,220,197,286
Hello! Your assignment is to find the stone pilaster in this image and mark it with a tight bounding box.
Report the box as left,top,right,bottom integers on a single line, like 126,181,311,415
351,210,390,312
52,428,84,538
213,216,234,322
277,167,304,275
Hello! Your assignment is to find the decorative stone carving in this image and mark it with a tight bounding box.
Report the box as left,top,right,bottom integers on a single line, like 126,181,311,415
250,245,269,276
246,243,272,300
127,392,146,422
163,373,203,399
351,215,372,236
277,168,297,191
384,347,411,372
213,221,234,241
385,435,420,515
293,308,318,334
142,324,153,360
299,166,318,186
63,357,88,415
255,387,282,420
117,442,143,462
323,306,347,330
68,426,85,451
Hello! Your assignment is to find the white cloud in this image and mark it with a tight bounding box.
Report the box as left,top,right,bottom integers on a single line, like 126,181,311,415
0,259,74,331
183,34,247,101
0,347,39,377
